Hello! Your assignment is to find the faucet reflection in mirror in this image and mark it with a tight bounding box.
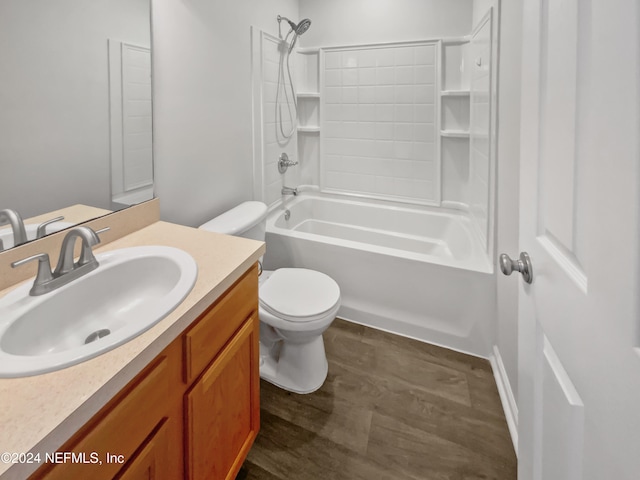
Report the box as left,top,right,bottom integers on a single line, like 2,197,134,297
11,226,109,296
0,209,27,250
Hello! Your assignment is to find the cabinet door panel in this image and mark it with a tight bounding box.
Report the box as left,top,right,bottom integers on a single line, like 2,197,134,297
115,419,169,480
186,315,259,480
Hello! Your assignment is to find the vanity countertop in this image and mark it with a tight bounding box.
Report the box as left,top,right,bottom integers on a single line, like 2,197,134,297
0,221,265,479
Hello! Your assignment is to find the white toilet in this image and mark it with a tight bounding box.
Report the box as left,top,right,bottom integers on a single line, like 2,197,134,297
199,201,340,394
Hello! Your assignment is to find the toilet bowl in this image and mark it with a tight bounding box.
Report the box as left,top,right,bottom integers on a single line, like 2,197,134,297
199,201,341,394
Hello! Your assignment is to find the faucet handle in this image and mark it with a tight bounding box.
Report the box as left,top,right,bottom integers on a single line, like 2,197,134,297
12,253,54,294
36,216,65,239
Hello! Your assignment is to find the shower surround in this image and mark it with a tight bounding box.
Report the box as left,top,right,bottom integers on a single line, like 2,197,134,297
251,8,497,357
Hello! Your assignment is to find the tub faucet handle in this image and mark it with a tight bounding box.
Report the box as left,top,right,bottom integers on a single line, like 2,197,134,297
278,152,298,173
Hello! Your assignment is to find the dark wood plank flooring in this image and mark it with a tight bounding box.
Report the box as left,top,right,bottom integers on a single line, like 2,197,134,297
237,319,517,480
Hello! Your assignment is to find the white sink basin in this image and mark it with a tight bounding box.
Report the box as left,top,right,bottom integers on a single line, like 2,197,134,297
0,246,198,377
0,221,74,250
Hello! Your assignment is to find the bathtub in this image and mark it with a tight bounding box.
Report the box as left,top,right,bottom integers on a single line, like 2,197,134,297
263,193,496,358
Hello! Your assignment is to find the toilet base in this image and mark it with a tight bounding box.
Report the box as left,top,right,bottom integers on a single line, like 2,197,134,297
258,334,328,394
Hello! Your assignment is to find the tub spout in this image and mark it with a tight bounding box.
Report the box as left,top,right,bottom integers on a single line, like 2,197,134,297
282,186,298,196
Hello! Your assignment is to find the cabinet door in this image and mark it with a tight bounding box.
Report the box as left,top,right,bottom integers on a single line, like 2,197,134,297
115,420,169,480
186,315,259,480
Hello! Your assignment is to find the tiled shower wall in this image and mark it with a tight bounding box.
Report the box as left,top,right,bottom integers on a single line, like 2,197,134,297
261,33,298,206
321,43,440,204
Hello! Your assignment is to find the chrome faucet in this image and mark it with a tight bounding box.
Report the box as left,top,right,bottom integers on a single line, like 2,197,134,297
0,209,27,248
11,226,108,296
281,186,298,196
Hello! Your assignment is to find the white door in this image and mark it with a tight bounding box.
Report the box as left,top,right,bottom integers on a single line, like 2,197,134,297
514,0,640,479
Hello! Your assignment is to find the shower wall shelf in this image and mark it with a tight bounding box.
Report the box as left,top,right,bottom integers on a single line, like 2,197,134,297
441,130,470,138
297,92,320,98
441,90,470,96
297,126,320,133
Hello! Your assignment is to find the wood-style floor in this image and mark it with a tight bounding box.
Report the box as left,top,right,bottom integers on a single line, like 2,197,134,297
237,319,517,480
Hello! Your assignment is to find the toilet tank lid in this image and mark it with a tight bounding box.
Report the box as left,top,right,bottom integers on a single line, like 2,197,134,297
198,201,268,235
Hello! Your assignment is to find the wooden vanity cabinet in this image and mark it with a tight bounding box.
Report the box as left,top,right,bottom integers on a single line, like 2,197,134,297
32,265,260,480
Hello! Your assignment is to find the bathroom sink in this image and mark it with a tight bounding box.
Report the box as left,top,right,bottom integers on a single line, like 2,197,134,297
0,246,198,377
0,221,74,250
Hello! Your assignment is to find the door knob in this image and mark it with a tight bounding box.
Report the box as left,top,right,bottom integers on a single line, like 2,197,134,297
499,252,533,284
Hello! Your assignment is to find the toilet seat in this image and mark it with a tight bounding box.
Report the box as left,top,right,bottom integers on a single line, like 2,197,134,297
259,268,341,323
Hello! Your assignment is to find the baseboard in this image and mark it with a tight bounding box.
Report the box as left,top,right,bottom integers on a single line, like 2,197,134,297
490,345,518,455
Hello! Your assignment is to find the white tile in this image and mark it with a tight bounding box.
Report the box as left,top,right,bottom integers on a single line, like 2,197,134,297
325,138,343,155
415,65,436,84
394,105,414,123
324,155,342,171
356,173,376,192
376,67,395,85
376,48,395,67
395,85,414,104
325,171,344,188
342,52,358,68
342,104,359,121
343,122,359,139
411,160,432,178
358,49,377,68
394,141,413,159
342,68,358,86
375,123,395,140
394,124,414,141
325,70,342,87
394,47,414,66
325,87,342,104
375,105,394,122
342,87,358,103
325,121,343,138
415,85,435,104
358,86,376,104
394,177,416,195
342,139,360,156
358,104,376,122
415,104,435,122
359,139,378,157
380,159,396,176
263,85,278,103
324,104,342,121
415,124,436,143
340,155,359,173
358,67,376,86
414,45,436,65
375,140,394,158
395,66,414,85
325,51,342,69
358,122,376,139
394,159,413,178
374,175,395,195
414,142,436,161
375,85,395,103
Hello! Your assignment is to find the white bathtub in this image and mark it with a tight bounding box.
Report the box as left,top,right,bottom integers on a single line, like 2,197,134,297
263,193,496,358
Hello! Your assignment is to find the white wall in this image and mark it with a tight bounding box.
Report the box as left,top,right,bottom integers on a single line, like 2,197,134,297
0,0,149,218
152,0,298,226
299,0,473,47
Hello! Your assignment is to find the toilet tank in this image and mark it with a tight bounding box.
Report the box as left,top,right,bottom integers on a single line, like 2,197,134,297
198,201,268,242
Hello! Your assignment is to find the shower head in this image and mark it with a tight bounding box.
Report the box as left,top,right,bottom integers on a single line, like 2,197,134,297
295,18,312,36
277,15,312,36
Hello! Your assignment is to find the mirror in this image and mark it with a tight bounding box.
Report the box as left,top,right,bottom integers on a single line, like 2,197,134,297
0,0,152,251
